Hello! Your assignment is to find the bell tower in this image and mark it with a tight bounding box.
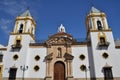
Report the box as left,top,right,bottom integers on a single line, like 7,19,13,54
8,9,36,51
85,7,115,79
12,9,36,38
4,9,36,79
86,6,111,39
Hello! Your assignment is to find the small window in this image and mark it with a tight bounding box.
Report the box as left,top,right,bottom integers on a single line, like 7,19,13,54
97,20,102,30
102,53,109,59
13,54,19,60
0,54,3,62
79,54,85,60
31,27,33,34
80,65,86,71
34,65,40,71
100,37,105,43
16,40,20,45
34,55,40,61
15,40,21,48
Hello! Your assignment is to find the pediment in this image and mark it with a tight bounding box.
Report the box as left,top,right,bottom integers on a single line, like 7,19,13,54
46,36,73,45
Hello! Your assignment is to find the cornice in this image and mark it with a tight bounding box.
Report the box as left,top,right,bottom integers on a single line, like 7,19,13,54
16,17,36,27
0,48,7,50
10,32,35,40
89,29,112,32
115,46,120,48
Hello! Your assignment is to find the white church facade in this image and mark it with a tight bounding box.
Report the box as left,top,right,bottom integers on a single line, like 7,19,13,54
0,7,120,80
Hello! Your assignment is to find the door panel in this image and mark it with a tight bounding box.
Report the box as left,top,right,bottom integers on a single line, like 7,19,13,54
54,62,65,80
9,68,17,80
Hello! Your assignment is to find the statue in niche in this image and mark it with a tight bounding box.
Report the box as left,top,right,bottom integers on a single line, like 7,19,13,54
57,48,62,58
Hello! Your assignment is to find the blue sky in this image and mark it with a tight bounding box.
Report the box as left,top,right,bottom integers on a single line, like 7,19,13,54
0,0,120,45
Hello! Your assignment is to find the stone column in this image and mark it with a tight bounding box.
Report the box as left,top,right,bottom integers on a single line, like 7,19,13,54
0,65,3,80
67,60,73,78
14,21,18,33
45,47,52,80
69,60,72,76
46,61,49,76
46,61,52,80
102,17,107,30
66,60,69,77
92,18,96,30
24,21,27,33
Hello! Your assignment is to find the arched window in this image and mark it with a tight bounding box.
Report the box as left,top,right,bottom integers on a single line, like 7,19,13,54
97,20,102,30
31,27,33,34
57,48,62,58
0,53,3,62
16,39,21,47
100,37,105,44
98,32,109,47
19,24,23,33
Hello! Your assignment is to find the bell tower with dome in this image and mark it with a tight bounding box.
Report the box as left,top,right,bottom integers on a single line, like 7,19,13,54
3,9,37,80
8,9,36,51
85,6,118,79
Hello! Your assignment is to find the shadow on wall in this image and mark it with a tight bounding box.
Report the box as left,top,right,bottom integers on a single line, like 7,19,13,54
87,46,96,80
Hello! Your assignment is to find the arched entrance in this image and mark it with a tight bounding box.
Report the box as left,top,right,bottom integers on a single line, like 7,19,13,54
54,61,65,80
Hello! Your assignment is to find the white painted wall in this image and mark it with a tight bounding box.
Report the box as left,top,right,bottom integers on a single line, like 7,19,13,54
3,34,34,78
72,46,90,78
25,47,46,78
90,31,120,78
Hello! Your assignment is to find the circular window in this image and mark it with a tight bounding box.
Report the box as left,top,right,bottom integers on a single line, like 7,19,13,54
34,65,40,71
34,55,40,61
13,54,19,60
80,65,86,71
79,54,85,60
102,53,109,59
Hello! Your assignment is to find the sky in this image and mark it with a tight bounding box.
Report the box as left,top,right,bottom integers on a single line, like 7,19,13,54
0,0,120,45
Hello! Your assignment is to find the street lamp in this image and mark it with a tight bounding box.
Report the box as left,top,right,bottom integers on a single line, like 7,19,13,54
20,65,28,80
85,68,88,80
85,66,90,80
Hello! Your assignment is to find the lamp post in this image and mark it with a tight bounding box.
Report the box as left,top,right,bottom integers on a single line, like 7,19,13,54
85,68,87,80
85,66,90,80
20,65,28,80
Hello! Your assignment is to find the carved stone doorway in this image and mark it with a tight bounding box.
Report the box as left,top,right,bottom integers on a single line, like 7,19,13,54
54,61,65,80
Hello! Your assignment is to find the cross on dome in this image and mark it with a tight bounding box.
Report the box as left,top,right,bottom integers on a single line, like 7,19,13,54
58,24,66,33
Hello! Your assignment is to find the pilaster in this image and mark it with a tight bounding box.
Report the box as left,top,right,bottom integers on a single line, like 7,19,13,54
0,64,3,80
102,17,107,30
92,18,96,30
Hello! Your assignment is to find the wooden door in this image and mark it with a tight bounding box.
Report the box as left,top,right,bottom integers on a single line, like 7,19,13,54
54,62,65,80
9,68,17,80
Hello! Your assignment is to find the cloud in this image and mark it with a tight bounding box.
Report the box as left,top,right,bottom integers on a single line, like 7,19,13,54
0,0,16,5
0,0,27,16
0,18,12,34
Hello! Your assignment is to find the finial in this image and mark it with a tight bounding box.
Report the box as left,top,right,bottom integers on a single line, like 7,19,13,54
58,24,66,33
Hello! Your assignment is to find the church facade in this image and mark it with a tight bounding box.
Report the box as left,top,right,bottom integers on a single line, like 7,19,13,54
0,7,120,80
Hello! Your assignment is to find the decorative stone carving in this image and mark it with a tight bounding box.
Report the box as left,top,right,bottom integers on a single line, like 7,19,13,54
44,53,53,61
46,36,72,46
64,53,74,60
